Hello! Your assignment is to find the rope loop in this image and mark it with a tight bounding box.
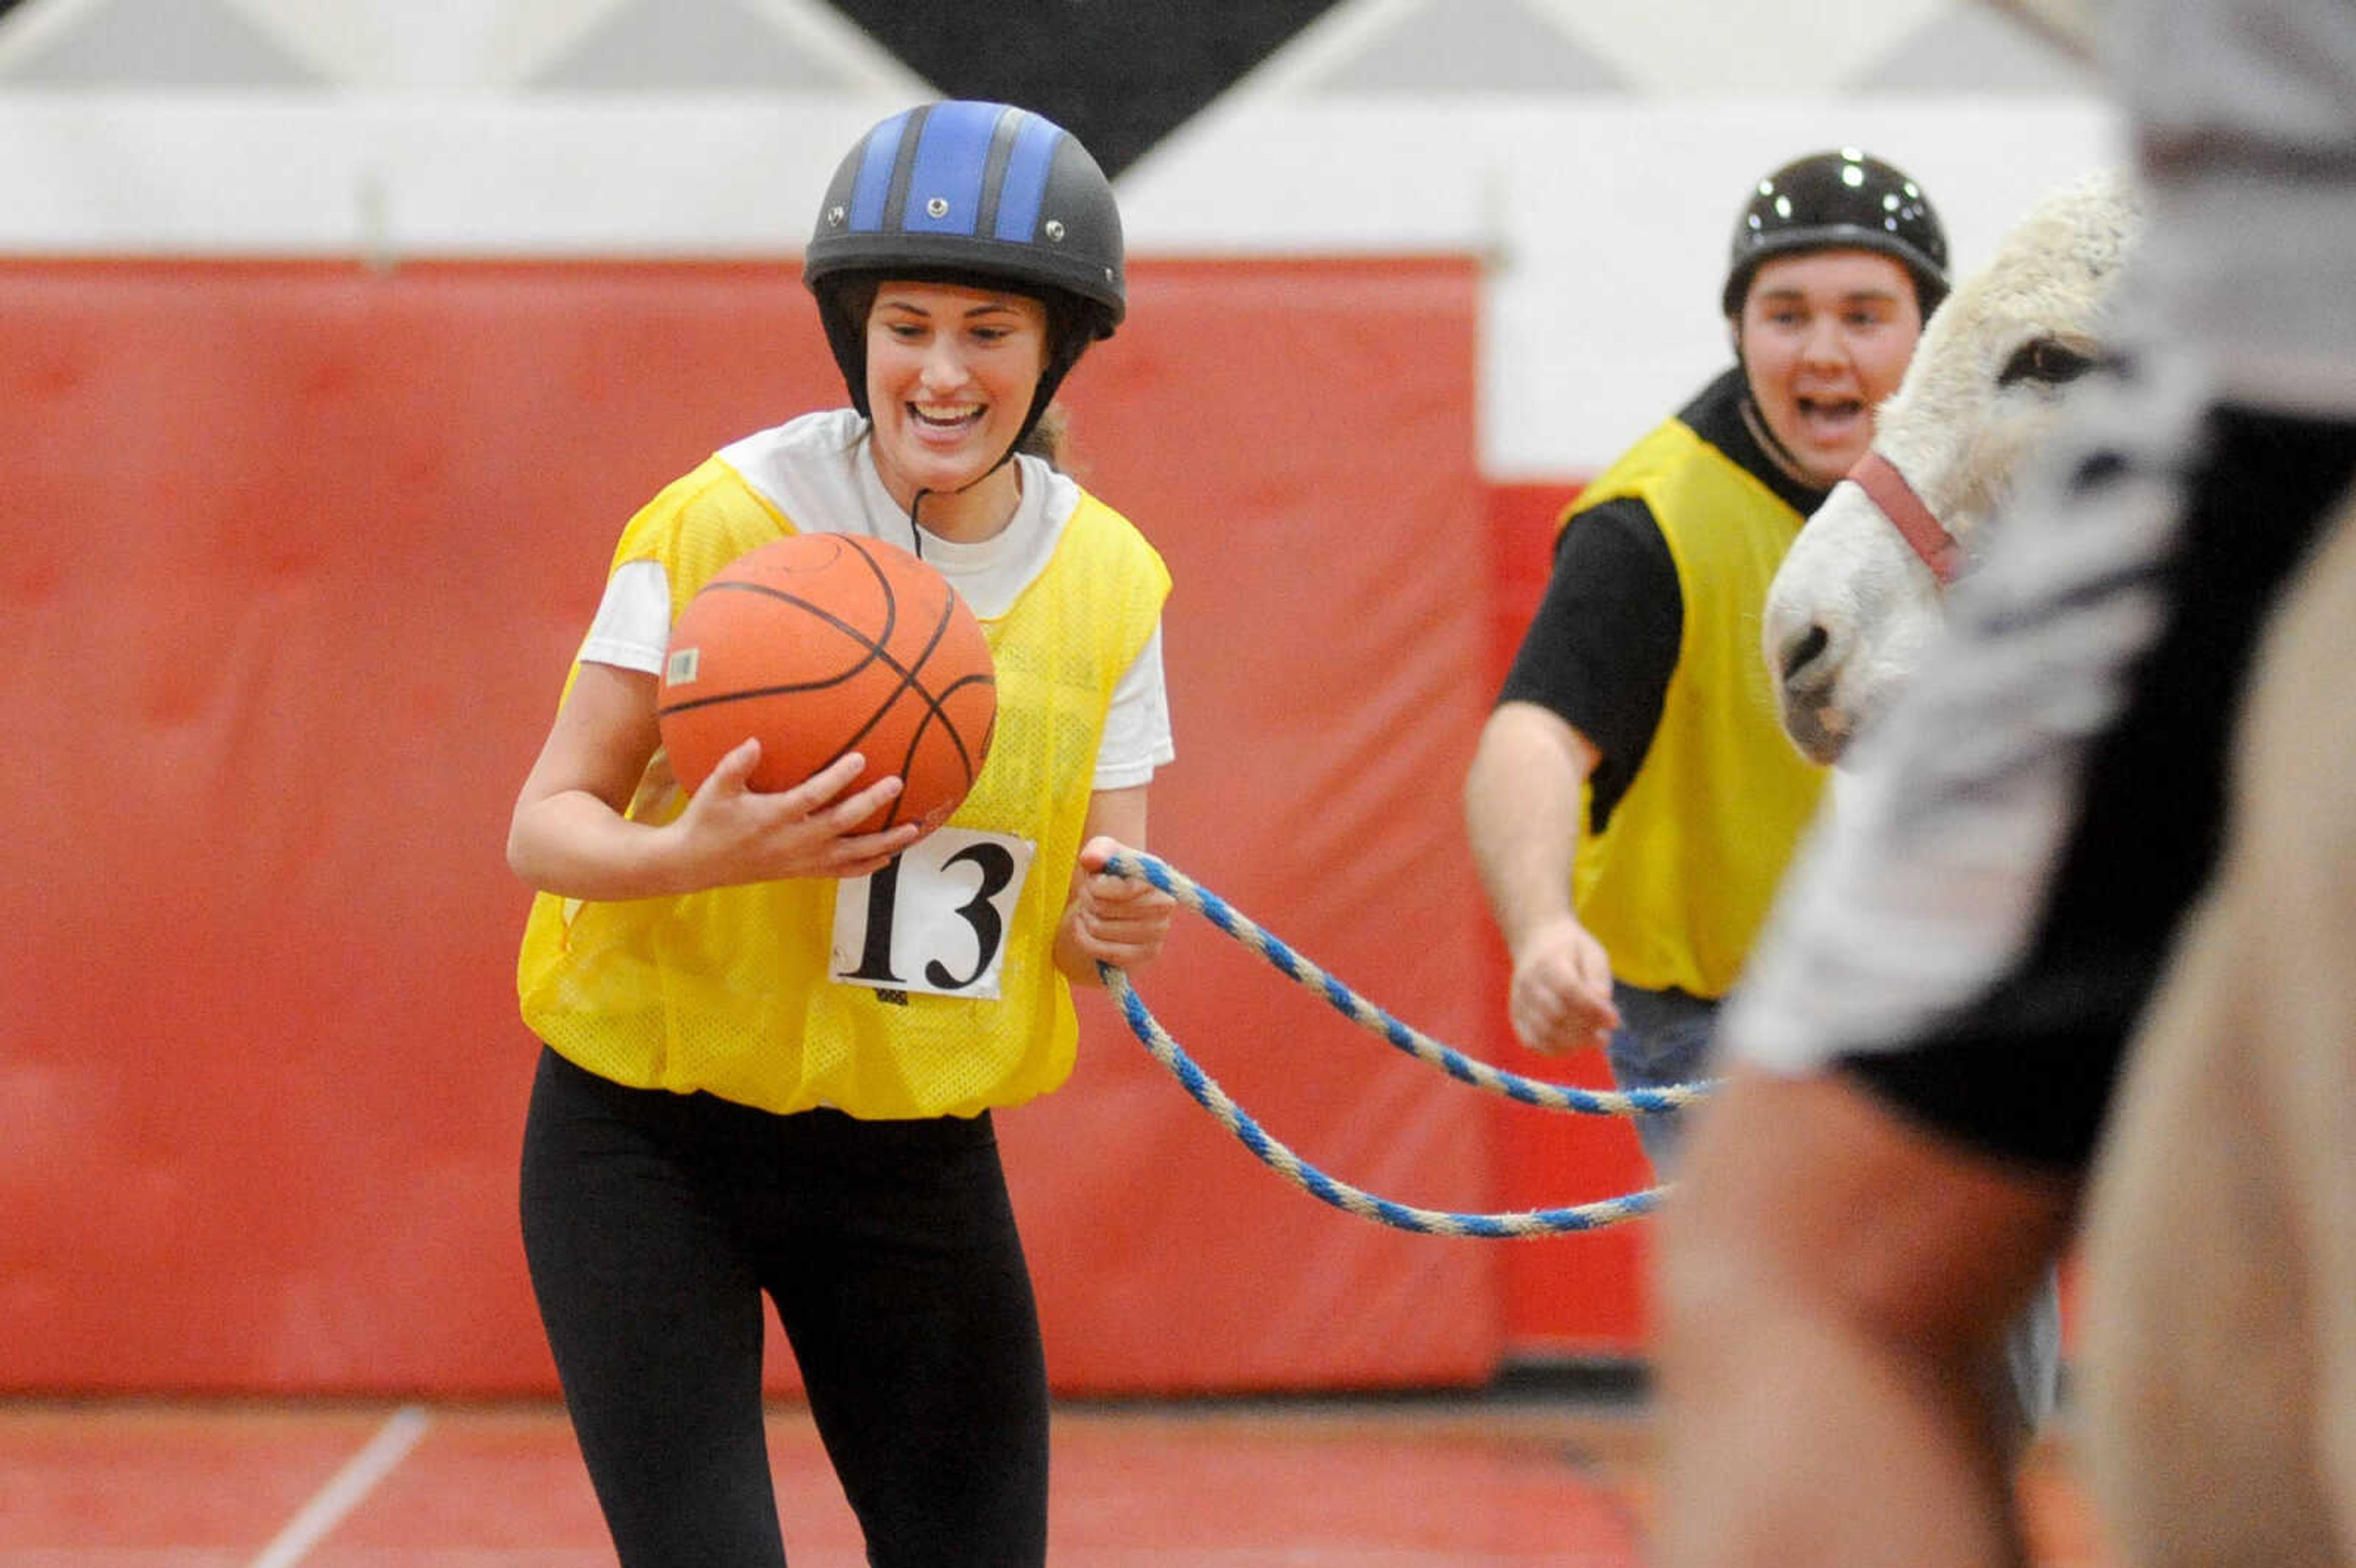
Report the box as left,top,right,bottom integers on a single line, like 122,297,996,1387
1096,850,1711,1237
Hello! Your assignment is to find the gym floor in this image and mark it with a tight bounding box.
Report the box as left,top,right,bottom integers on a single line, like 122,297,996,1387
0,1385,2112,1566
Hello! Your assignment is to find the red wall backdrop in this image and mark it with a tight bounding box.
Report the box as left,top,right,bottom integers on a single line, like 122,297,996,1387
1480,484,1657,1358
0,256,1645,1396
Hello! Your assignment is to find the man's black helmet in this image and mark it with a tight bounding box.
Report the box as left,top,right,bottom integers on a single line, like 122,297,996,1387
1722,148,1950,320
804,101,1124,426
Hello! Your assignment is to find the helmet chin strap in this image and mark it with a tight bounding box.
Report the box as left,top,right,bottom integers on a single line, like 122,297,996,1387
903,436,1022,558
1736,391,1825,493
1728,326,1835,494
901,371,1066,553
1722,370,1815,512
907,488,932,556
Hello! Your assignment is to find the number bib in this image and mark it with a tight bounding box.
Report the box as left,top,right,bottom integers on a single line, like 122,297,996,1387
829,829,1037,1000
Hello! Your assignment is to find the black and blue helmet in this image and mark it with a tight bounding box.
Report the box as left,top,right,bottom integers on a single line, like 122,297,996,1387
805,101,1125,423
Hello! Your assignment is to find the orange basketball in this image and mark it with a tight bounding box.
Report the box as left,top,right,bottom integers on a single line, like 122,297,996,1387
655,534,996,832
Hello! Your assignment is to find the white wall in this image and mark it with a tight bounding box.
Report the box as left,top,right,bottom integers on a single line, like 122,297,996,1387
1119,98,2126,476
0,90,2123,477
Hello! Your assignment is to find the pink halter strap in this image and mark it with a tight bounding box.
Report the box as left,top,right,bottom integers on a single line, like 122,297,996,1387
1847,450,1961,587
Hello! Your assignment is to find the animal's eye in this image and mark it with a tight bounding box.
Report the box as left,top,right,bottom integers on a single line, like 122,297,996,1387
1998,338,2096,388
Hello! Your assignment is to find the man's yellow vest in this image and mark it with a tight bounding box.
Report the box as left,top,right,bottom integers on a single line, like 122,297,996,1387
1565,419,1827,998
516,454,1170,1118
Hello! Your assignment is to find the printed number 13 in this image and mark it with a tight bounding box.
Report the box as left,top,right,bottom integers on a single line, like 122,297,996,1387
842,841,1021,991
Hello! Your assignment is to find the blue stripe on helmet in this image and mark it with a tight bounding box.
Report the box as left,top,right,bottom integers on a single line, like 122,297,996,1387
847,109,910,232
990,112,1061,241
900,99,1003,236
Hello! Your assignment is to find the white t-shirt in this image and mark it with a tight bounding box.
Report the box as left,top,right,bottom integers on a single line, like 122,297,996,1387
579,409,1173,790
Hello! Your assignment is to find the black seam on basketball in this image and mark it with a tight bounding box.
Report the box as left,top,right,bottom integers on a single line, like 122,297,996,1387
926,671,996,775
659,536,992,827
676,580,896,672
883,593,958,727
816,542,968,752
656,546,913,716
809,615,984,826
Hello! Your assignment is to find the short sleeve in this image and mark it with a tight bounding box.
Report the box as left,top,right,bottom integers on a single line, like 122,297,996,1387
1497,497,1683,785
1093,623,1174,790
577,559,672,674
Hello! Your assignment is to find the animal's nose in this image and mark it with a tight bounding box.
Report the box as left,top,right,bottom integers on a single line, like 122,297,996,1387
1776,621,1831,690
1771,621,1828,682
1765,610,1852,764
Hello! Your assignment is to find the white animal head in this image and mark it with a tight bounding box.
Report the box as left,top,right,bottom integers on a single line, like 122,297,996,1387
1762,172,2145,763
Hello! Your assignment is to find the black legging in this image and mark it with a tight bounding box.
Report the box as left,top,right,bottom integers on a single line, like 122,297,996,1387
519,1047,1050,1568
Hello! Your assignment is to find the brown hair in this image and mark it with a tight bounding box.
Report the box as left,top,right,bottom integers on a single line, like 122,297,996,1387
1020,402,1069,471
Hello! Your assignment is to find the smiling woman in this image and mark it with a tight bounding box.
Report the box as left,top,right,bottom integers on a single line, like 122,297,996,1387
863,280,1052,537
502,99,1179,1568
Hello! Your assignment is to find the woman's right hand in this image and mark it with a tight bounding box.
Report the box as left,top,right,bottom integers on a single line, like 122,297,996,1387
509,663,923,901
672,740,923,886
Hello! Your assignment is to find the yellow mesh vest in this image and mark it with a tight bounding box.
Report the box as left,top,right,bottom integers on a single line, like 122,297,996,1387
1565,418,1827,997
515,455,1171,1118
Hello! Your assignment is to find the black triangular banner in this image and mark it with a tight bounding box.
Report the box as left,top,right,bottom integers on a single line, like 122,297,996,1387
823,0,1350,179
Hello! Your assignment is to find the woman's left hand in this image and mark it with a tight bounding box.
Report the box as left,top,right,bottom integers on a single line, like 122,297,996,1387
1056,836,1176,983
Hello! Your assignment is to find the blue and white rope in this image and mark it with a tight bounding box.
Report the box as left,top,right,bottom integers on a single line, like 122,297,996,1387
1095,849,1700,1237
1099,850,1715,1115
